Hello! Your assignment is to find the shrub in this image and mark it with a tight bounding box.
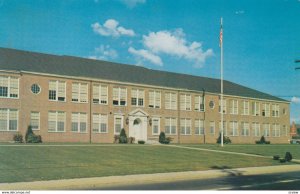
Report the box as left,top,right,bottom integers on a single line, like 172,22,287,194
25,125,42,143
285,152,292,162
138,140,145,144
255,136,270,144
127,137,135,144
216,133,231,144
280,159,286,163
119,128,127,144
159,132,172,144
273,155,280,160
13,133,23,143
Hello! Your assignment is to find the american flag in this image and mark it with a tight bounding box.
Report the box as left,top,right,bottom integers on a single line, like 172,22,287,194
219,18,223,47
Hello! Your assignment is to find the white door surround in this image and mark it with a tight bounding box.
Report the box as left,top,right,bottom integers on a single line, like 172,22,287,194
128,109,148,142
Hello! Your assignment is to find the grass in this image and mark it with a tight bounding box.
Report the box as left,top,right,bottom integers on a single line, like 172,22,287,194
0,144,295,183
182,144,300,159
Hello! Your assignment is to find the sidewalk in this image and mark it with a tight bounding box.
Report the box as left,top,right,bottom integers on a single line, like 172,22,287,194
1,164,300,190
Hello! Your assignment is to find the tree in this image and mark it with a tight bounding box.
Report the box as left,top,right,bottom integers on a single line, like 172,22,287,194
119,128,127,143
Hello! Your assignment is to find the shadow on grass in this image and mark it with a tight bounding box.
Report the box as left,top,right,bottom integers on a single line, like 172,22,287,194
210,165,244,176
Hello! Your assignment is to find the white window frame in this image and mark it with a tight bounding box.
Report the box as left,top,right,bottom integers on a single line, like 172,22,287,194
165,92,177,110
93,84,108,105
30,111,40,130
263,123,270,137
242,101,249,115
195,119,204,135
92,113,108,133
113,87,127,106
180,118,191,135
219,98,226,114
272,104,280,117
219,121,227,136
252,122,260,137
195,95,205,112
241,122,250,136
114,115,124,135
229,99,238,115
148,90,161,109
229,121,238,136
252,101,260,116
165,117,177,135
272,123,280,137
72,83,88,103
131,89,144,107
0,76,19,99
0,109,18,131
152,117,160,135
180,94,191,111
48,111,66,132
48,80,66,102
71,112,88,133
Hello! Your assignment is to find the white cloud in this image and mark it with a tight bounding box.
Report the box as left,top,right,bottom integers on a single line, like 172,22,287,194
235,10,245,15
89,45,118,60
142,29,213,67
128,47,163,66
120,0,146,8
291,97,300,104
91,19,135,37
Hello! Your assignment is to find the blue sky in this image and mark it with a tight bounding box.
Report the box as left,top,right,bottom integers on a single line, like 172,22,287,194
0,0,299,123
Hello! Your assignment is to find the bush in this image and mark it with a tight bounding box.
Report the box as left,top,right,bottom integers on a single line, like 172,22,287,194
216,133,231,144
273,155,280,160
159,132,172,144
25,125,42,143
114,135,120,143
127,137,135,144
138,140,145,144
13,133,23,143
285,152,292,162
280,159,286,163
255,136,270,144
119,128,127,144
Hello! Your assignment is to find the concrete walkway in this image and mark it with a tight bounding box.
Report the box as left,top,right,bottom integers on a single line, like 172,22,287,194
1,165,300,190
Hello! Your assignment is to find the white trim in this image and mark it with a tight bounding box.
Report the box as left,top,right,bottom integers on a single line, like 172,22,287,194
114,115,124,135
151,117,160,135
0,70,289,104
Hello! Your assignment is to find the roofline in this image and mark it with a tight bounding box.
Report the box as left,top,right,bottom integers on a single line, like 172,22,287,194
0,69,289,104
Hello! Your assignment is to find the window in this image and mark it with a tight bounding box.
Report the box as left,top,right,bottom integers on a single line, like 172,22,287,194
113,87,127,106
48,111,66,132
31,84,41,94
209,121,215,134
282,125,287,136
180,118,191,135
218,99,226,114
165,92,177,110
92,114,108,133
0,76,19,98
49,80,66,101
241,101,249,115
71,113,87,133
165,117,177,135
30,112,40,130
241,122,249,136
229,99,238,115
194,95,205,112
93,84,108,104
131,89,144,107
252,122,260,137
272,123,280,137
252,102,260,116
209,100,215,109
229,121,238,136
219,121,227,136
0,109,18,131
180,94,191,111
195,119,204,135
262,103,270,117
263,123,270,137
152,118,160,135
149,90,161,108
114,115,123,134
72,83,88,103
272,104,279,117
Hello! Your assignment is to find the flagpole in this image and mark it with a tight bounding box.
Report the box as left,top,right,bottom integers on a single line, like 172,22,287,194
220,17,224,147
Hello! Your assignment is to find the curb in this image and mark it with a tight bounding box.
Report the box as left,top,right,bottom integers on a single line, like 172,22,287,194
1,164,300,190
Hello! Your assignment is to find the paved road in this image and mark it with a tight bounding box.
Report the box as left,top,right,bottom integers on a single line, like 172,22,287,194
93,171,300,190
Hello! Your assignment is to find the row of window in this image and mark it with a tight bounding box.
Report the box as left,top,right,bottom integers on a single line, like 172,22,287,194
0,76,284,117
0,108,288,138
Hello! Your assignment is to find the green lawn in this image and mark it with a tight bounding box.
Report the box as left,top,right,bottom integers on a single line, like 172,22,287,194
182,144,300,159
0,144,295,183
